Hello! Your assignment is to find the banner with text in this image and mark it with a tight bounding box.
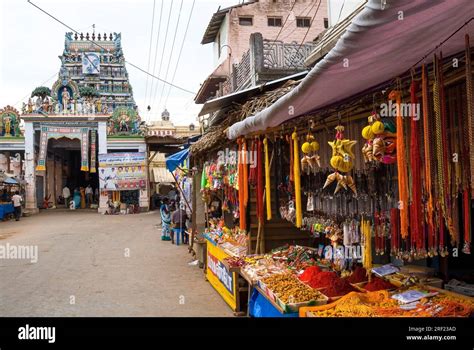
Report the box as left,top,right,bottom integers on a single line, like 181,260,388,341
98,152,146,191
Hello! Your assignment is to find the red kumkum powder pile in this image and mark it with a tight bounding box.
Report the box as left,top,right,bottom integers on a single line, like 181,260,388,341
363,277,396,291
299,266,355,297
344,266,368,284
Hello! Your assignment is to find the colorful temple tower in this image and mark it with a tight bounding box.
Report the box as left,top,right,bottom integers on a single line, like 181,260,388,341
15,32,149,214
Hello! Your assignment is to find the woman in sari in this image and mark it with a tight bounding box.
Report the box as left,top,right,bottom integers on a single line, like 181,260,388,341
160,198,171,241
73,188,81,209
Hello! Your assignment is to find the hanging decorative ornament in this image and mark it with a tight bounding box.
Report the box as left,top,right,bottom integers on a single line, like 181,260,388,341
324,125,357,194
300,132,320,175
361,111,397,165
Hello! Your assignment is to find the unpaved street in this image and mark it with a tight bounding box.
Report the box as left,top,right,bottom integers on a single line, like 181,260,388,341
0,210,231,317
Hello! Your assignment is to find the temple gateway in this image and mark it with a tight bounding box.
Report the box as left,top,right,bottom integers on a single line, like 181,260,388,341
1,32,149,214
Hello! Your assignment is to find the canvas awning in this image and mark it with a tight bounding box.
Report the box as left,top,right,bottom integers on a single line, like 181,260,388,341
227,0,474,139
165,148,189,173
151,167,175,183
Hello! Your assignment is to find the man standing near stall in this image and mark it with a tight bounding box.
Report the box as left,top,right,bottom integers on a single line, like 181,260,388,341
11,191,23,221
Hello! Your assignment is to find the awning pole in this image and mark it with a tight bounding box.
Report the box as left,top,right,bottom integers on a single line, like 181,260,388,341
170,172,193,214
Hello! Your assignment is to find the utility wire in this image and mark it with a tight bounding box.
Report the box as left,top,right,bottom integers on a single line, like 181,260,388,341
147,0,164,122
164,0,196,107
150,0,175,116
288,0,322,69
271,0,297,44
27,0,195,97
157,0,184,111
12,72,58,110
143,0,157,117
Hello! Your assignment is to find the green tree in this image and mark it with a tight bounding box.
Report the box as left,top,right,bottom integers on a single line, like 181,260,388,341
31,86,51,99
79,86,100,98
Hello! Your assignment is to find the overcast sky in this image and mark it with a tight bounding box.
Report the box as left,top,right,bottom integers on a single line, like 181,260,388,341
0,0,241,125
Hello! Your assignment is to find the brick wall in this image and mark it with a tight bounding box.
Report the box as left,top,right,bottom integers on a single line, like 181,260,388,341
226,0,328,64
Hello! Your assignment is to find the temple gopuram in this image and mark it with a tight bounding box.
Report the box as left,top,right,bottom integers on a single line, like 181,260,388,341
0,32,149,214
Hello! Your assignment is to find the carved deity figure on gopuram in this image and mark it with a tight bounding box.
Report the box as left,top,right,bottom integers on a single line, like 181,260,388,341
22,31,139,133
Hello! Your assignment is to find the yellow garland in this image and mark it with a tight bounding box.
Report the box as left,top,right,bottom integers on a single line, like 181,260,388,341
263,137,272,221
292,130,302,228
362,217,372,273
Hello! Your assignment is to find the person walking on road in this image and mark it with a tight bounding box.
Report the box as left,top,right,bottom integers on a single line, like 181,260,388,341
11,191,23,221
62,185,71,208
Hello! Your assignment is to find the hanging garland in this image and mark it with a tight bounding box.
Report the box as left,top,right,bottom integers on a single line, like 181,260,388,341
409,80,424,256
292,129,303,228
463,34,473,253
388,89,409,240
421,64,436,256
237,138,246,231
263,136,272,221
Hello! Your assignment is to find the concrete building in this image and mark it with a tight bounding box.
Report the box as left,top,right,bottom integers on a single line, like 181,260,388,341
196,0,329,127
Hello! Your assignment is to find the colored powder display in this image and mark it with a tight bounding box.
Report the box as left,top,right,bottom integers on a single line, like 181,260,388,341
299,267,355,297
299,266,321,283
344,266,368,284
364,277,396,291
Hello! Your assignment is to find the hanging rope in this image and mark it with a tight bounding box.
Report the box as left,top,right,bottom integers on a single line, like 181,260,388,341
466,34,474,199
389,89,409,239
422,64,435,255
256,137,264,222
409,80,424,253
263,137,272,221
237,138,246,231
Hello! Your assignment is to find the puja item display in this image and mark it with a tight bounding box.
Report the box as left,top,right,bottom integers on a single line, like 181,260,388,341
299,267,356,298
204,225,248,257
361,112,397,164
260,273,327,311
241,257,288,283
343,266,368,284
360,276,397,292
324,125,357,194
302,288,474,317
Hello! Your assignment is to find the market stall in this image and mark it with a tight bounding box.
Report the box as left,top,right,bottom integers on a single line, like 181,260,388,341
189,0,474,317
0,174,20,220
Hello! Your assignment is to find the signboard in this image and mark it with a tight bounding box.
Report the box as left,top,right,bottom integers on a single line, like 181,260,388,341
98,152,146,191
206,240,238,311
82,52,100,74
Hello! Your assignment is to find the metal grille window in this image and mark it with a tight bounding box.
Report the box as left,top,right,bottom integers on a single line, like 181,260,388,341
296,17,311,28
239,17,253,26
268,16,282,27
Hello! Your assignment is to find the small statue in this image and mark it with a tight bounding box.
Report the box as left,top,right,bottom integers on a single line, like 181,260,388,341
54,101,60,114
21,102,27,115
96,98,101,114
35,97,42,113
103,103,108,114
119,118,129,132
4,116,11,136
27,98,33,113
42,96,50,113
77,98,83,114
61,87,71,112
70,99,75,114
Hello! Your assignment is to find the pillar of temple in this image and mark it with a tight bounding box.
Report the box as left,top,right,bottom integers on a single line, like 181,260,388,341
24,122,38,213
